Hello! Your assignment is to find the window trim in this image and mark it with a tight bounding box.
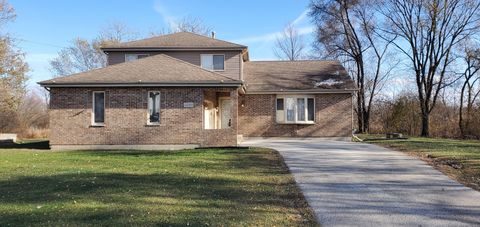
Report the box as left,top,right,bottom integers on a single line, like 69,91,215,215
92,91,105,126
147,91,161,125
276,95,315,124
200,54,225,71
125,53,150,62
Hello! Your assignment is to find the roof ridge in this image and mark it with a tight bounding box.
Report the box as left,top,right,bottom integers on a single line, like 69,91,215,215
181,31,247,48
157,53,240,82
102,31,247,49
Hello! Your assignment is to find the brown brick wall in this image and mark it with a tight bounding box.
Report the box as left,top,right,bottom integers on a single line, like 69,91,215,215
238,93,353,137
49,87,238,147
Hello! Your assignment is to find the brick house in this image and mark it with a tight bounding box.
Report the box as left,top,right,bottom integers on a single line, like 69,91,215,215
39,32,356,150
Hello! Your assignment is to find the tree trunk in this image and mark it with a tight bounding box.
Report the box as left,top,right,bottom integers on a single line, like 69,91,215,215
420,111,429,137
459,81,467,138
363,110,370,133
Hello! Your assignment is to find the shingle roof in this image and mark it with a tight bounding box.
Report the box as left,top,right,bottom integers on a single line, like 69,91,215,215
243,60,356,92
102,32,247,50
39,54,242,87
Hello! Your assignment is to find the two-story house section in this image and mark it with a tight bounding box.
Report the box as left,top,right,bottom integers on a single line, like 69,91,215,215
39,32,356,150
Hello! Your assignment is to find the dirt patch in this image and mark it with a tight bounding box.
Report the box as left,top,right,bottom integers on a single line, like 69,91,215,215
380,144,480,192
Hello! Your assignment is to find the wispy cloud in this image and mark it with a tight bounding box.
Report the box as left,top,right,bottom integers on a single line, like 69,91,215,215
232,10,314,44
153,0,177,28
292,9,310,25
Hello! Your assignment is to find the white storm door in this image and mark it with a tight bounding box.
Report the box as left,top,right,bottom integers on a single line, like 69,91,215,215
220,98,232,129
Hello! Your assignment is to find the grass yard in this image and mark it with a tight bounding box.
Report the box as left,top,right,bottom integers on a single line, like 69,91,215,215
357,134,480,191
0,148,317,226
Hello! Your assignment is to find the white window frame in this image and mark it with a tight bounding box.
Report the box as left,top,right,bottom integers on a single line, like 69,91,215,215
147,91,161,125
125,53,150,62
92,91,105,126
200,54,225,71
276,95,315,124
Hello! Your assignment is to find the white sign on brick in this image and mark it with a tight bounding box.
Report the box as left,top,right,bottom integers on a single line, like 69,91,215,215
183,102,194,108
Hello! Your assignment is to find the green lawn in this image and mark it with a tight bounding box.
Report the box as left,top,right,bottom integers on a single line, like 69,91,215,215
357,134,480,190
0,148,317,226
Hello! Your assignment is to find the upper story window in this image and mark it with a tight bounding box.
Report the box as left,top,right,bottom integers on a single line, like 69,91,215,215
201,54,225,71
276,96,315,124
125,54,149,62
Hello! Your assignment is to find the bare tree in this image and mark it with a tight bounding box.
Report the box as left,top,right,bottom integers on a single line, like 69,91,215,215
0,0,14,25
381,0,480,137
273,23,306,60
0,0,28,132
50,22,136,77
17,90,49,131
310,0,395,133
49,38,106,77
150,16,213,36
458,43,480,138
98,21,137,43
173,16,212,35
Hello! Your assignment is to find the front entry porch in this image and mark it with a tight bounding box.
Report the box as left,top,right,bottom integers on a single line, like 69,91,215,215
200,88,239,147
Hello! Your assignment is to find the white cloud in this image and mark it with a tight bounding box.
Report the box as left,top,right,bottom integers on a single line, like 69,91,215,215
153,0,177,28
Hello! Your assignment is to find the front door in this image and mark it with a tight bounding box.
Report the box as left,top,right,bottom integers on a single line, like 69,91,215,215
219,98,232,129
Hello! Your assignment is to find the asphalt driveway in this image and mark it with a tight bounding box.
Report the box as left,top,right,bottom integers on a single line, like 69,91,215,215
242,138,480,226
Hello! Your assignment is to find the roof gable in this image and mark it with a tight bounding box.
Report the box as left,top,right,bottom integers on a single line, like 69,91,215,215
39,54,241,87
102,32,247,50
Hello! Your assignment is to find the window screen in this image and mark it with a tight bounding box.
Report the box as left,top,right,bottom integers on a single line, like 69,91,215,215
148,91,160,123
93,92,105,124
201,54,224,71
307,98,315,121
213,55,225,70
276,96,315,123
201,55,213,70
286,98,295,122
276,98,284,110
125,54,149,62
297,98,305,121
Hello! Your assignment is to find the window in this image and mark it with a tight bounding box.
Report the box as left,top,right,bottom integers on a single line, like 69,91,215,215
276,98,284,122
276,96,315,124
201,54,225,71
92,91,105,125
125,54,149,62
148,91,160,124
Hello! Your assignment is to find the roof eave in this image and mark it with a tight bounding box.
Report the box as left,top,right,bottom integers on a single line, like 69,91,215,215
101,47,247,52
245,89,358,94
38,82,243,88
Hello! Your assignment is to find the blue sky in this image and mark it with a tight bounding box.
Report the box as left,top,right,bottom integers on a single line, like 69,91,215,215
6,0,314,87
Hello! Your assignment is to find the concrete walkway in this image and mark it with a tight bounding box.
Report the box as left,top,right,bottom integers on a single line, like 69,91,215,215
242,138,480,227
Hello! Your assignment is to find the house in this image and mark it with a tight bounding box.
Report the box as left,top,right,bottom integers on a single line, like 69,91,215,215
39,32,356,150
